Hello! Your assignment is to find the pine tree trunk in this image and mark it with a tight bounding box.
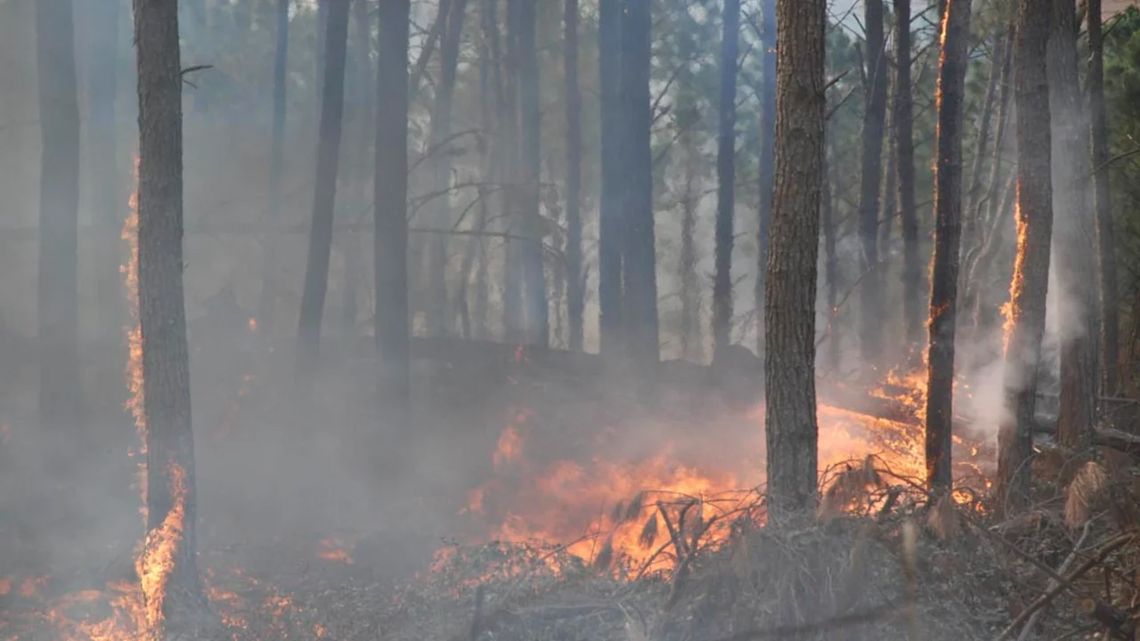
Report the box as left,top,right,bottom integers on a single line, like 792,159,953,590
564,0,584,352
501,0,524,342
894,0,922,349
598,0,624,356
997,0,1053,513
713,0,741,356
925,0,972,494
622,0,658,367
857,0,888,364
256,0,291,332
425,0,468,337
765,0,825,518
1050,0,1098,448
133,0,207,624
36,0,81,431
755,0,776,355
297,0,350,369
1088,0,1120,396
517,0,548,348
376,0,412,411
679,125,702,363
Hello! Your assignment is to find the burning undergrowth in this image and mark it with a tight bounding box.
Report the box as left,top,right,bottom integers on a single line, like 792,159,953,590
461,364,993,572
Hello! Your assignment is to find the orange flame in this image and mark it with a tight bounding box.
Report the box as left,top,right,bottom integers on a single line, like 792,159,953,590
316,538,354,564
123,155,147,523
135,463,189,640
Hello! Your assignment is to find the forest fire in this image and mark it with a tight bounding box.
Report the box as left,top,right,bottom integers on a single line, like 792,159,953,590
465,368,990,571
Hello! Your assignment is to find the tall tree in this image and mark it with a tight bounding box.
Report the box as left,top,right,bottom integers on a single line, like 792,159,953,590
997,0,1053,512
713,0,741,356
925,0,972,494
1088,0,1119,396
622,0,659,367
425,0,468,337
857,0,889,363
133,0,207,626
256,0,291,331
598,0,624,356
755,0,777,355
893,0,922,347
36,0,81,431
376,0,412,411
517,0,548,347
765,0,825,517
1049,0,1097,447
564,0,584,352
297,0,351,369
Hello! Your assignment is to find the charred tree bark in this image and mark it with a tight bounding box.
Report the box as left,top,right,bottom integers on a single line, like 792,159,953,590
755,0,776,356
857,0,889,364
256,0,291,332
622,0,659,367
997,0,1053,513
133,0,206,623
893,0,921,348
36,0,81,431
765,0,825,518
425,0,468,337
518,0,548,348
1049,0,1097,448
297,0,350,370
713,0,741,356
925,0,972,494
564,0,584,352
376,0,412,412
598,0,624,356
1089,0,1119,396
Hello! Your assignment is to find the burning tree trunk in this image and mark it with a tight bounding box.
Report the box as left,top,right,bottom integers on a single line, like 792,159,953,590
518,0,548,348
36,0,81,431
564,0,584,352
132,0,208,629
765,0,825,518
925,0,972,493
893,0,921,349
755,0,776,356
997,0,1053,512
713,0,741,356
598,0,623,356
376,0,412,411
1049,0,1097,448
297,0,350,369
622,0,659,368
857,0,888,365
425,0,468,337
256,0,291,332
1088,0,1120,396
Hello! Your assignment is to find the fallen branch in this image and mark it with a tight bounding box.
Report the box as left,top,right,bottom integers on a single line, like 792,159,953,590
994,532,1135,641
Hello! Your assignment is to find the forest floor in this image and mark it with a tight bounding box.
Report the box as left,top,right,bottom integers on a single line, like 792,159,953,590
0,329,1132,640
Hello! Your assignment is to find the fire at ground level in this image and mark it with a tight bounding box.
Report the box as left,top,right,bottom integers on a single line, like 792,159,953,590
0,334,1043,641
